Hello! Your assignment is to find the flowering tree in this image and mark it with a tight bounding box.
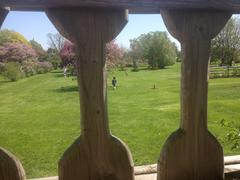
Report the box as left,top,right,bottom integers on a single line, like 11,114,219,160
0,29,31,46
0,30,54,80
0,42,37,63
59,40,124,70
106,40,124,69
59,41,76,67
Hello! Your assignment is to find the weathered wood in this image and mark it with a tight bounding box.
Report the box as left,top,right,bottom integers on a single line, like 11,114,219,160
135,164,157,175
0,7,8,27
27,161,240,180
1,0,240,13
158,10,231,180
225,164,240,179
0,147,26,180
46,8,134,180
225,155,240,165
0,9,24,180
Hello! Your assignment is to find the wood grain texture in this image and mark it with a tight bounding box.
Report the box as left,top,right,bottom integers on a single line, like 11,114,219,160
0,7,8,27
0,9,25,180
0,147,26,180
46,8,134,180
158,10,231,180
225,155,240,165
1,0,240,13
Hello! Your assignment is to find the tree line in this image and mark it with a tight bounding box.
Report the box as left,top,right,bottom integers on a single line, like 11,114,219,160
59,31,179,73
0,30,62,81
0,16,239,81
211,17,240,66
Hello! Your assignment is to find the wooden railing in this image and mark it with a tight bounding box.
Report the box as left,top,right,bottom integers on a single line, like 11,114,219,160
0,1,240,180
210,66,240,79
1,0,240,13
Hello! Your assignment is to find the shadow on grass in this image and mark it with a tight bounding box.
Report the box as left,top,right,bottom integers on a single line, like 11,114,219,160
51,71,77,79
107,85,123,91
130,67,170,72
54,85,79,93
0,79,11,85
53,73,64,78
56,84,117,93
51,70,62,74
50,70,65,78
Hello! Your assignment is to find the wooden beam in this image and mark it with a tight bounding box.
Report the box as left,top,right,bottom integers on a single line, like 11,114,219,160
0,0,240,13
0,7,8,27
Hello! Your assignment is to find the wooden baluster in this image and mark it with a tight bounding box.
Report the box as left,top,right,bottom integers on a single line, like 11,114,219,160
0,147,26,180
46,8,134,180
158,10,231,180
0,8,26,180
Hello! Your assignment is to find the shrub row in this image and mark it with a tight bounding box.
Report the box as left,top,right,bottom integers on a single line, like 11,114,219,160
22,59,53,77
0,60,53,81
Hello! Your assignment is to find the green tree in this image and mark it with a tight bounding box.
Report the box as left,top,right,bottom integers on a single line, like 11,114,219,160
47,33,65,53
0,29,31,46
30,39,45,55
30,39,47,62
130,31,177,69
45,48,61,69
106,40,124,69
211,17,240,66
174,45,181,62
129,38,143,71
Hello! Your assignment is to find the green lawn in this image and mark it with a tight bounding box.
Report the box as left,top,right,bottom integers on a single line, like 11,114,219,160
0,63,240,178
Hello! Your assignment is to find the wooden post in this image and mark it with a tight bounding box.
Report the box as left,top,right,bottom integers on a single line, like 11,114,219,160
0,147,26,180
46,8,134,180
158,10,231,180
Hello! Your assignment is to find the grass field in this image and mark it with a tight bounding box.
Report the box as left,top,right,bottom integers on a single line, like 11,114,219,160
0,63,240,178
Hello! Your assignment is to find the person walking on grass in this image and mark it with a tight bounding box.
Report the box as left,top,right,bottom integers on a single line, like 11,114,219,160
112,77,117,90
63,67,68,77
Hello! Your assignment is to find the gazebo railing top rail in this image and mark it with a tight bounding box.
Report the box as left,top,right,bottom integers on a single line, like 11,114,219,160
1,0,240,13
0,2,239,180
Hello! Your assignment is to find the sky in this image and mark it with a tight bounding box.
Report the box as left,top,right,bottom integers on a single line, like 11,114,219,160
1,11,180,49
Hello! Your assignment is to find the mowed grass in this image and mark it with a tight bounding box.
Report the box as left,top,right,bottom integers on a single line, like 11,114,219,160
0,63,240,178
